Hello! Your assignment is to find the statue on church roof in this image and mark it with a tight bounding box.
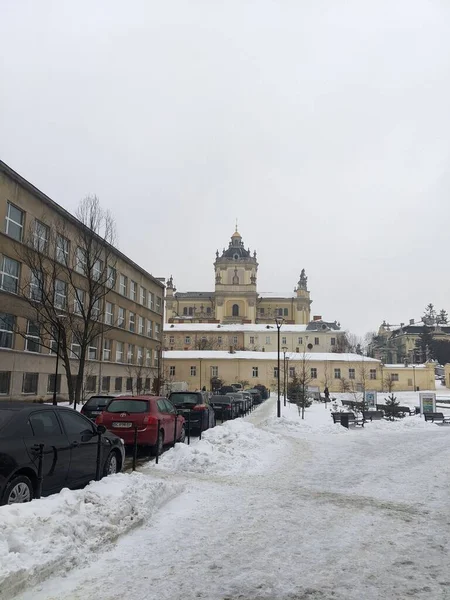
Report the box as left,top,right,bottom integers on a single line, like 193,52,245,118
298,269,308,291
167,275,174,289
216,249,219,258
232,267,239,285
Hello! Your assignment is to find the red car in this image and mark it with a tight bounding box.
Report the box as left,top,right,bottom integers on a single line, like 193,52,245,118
96,396,185,455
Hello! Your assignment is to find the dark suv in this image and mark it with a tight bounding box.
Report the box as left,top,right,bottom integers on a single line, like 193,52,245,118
80,395,122,421
168,391,215,433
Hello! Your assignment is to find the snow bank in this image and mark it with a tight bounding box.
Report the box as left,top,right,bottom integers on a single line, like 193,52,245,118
0,473,183,600
152,419,283,475
365,416,440,431
260,414,348,436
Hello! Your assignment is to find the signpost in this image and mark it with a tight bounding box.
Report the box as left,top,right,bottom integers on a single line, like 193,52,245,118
419,392,436,415
365,390,377,410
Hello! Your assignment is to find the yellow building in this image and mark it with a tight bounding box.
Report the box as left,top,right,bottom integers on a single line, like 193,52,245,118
162,351,435,392
165,228,313,325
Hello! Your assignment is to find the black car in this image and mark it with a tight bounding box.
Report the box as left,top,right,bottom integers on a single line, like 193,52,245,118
210,395,240,420
80,394,120,421
246,389,263,405
226,392,250,415
0,402,125,505
168,391,215,434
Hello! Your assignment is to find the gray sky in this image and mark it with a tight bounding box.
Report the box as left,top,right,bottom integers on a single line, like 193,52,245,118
1,0,450,337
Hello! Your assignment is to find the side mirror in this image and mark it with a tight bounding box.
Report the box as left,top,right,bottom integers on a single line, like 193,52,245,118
97,424,107,434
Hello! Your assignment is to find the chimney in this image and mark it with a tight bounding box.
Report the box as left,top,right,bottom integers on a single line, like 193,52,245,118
229,346,235,354
409,319,414,325
313,315,322,321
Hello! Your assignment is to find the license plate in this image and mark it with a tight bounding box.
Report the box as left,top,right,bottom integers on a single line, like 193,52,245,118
112,422,132,428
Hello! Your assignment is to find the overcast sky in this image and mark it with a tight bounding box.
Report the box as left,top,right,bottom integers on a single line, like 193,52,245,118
1,1,450,337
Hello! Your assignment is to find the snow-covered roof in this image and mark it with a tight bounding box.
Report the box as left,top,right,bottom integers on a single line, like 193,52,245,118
383,364,427,369
163,350,380,363
164,323,343,333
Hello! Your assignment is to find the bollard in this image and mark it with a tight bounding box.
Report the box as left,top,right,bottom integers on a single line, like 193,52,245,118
173,415,178,447
35,443,45,499
155,419,161,464
187,410,191,445
95,430,103,480
132,426,138,471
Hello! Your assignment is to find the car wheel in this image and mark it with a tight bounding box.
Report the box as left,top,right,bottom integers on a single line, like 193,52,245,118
178,425,186,444
103,451,120,477
2,475,34,505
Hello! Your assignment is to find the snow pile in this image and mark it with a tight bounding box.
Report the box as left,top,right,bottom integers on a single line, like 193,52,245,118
0,473,183,599
260,414,348,436
365,416,440,431
153,419,282,475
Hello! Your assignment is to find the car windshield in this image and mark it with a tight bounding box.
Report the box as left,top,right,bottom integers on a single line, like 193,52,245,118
107,400,149,413
0,410,16,430
84,396,112,409
170,394,200,406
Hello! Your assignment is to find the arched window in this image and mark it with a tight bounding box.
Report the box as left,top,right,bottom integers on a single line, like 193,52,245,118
232,304,239,317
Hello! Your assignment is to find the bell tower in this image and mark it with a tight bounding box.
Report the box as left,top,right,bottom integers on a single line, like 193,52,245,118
214,227,258,323
294,269,312,324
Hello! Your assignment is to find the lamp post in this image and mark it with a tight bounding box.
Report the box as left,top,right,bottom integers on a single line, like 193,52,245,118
52,315,65,406
275,317,284,417
282,345,288,406
413,364,416,391
285,356,290,406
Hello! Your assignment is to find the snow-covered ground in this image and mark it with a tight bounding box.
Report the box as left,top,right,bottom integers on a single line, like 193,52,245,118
2,395,450,600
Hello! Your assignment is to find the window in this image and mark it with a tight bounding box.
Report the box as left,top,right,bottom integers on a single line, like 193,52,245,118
127,344,134,364
277,308,283,316
148,292,154,310
126,377,133,392
369,369,377,380
118,307,125,328
314,337,319,345
298,337,303,345
5,202,24,241
129,312,135,332
33,220,49,252
334,368,341,379
155,323,160,339
75,247,87,274
282,337,287,345
54,279,67,309
22,373,38,394
119,274,127,296
146,349,151,367
206,307,212,315
105,302,114,325
0,314,14,348
137,347,143,365
116,341,124,362
169,335,174,344
190,366,197,376
265,336,271,345
138,316,144,335
59,410,94,435
283,308,288,316
55,235,69,264
185,335,191,345
115,377,122,392
349,368,355,379
103,338,111,361
170,366,176,377
0,372,11,395
231,336,237,345
29,410,62,435
93,259,103,281
74,289,85,315
71,338,81,358
130,280,137,301
29,270,43,301
252,367,259,378
232,304,239,317
154,349,159,367
147,319,153,337
289,367,295,378
86,376,96,392
408,378,413,387
88,341,98,360
217,336,222,345
391,373,399,381
260,308,265,315
107,266,116,289
156,296,162,312
136,377,143,394
311,368,317,379
210,366,218,378
25,321,40,353
47,374,61,393
92,299,100,320
249,336,255,345
273,367,279,378
183,307,188,316
331,337,336,346
1,256,20,293
139,286,146,305
102,376,110,393
144,377,151,392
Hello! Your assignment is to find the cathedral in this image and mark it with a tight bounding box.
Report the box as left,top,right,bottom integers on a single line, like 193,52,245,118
165,229,312,324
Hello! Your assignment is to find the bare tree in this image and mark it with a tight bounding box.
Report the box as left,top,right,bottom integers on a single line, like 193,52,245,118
339,377,351,393
193,336,221,350
14,196,117,407
383,374,396,393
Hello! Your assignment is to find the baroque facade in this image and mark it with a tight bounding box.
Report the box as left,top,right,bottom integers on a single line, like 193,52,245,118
165,228,313,324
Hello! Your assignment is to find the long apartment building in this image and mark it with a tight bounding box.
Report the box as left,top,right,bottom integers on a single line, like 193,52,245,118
0,160,164,401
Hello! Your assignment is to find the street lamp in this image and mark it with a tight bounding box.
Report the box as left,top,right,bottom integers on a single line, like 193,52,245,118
285,356,290,406
282,345,288,406
275,316,284,417
52,315,66,406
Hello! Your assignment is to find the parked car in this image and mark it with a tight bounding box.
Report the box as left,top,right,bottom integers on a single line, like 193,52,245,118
0,402,125,505
226,392,250,415
210,395,240,420
254,384,270,400
218,385,236,395
80,394,122,421
168,391,215,434
231,383,243,391
96,396,185,455
246,389,263,405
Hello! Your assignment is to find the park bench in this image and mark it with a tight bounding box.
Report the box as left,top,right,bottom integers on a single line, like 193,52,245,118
423,412,450,424
331,412,364,427
363,410,384,422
